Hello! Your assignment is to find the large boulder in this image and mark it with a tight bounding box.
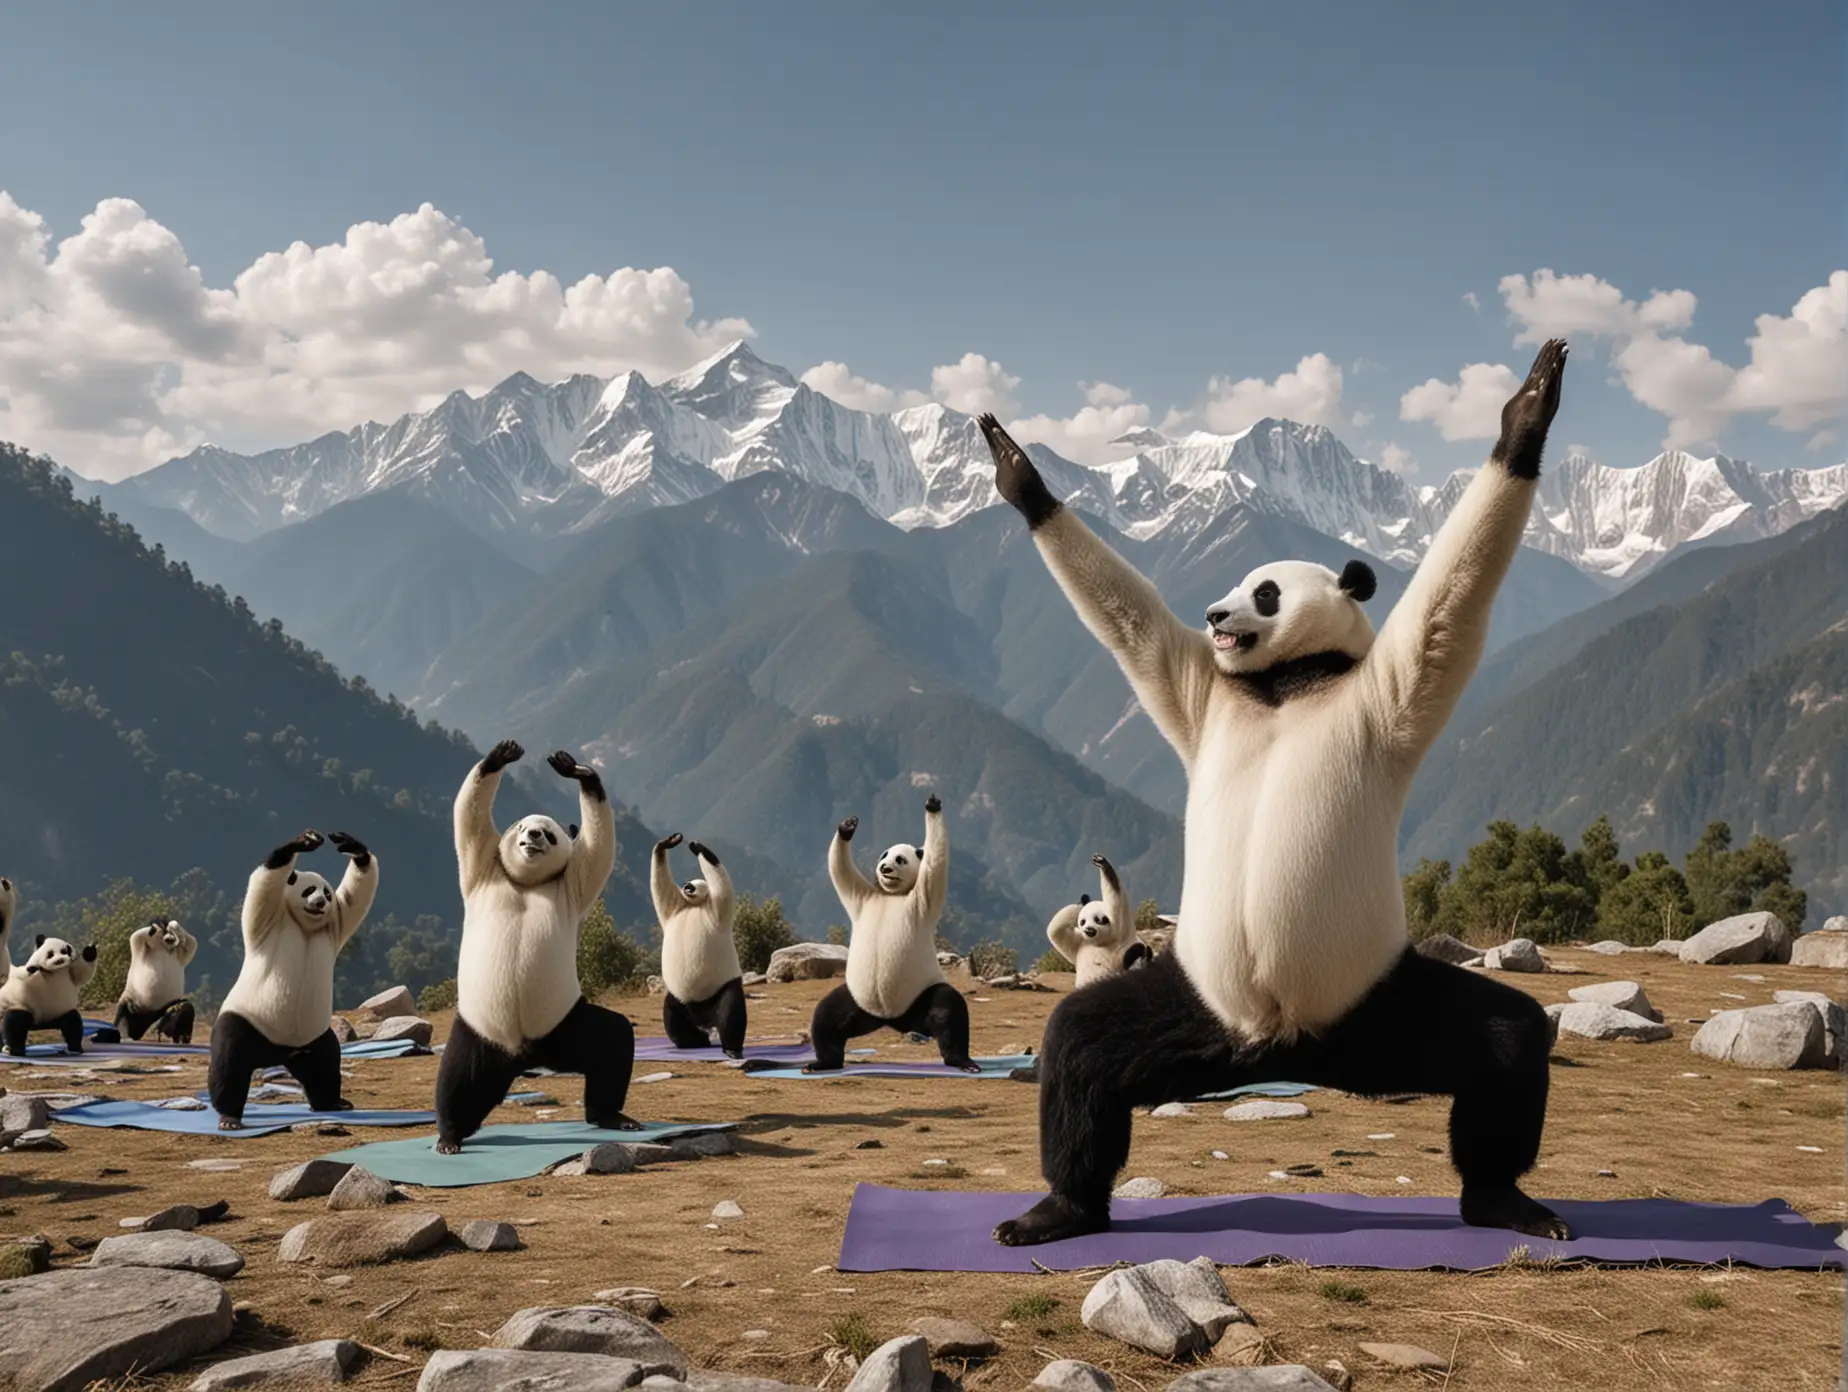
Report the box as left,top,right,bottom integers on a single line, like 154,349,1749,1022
1679,912,1791,966
1034,1362,1118,1392
269,1159,352,1201
1825,916,1848,934
1773,991,1847,1068
1481,939,1544,972
1081,1267,1207,1359
0,1266,234,1392
357,986,415,1020
491,1306,688,1378
415,1350,646,1391
843,1335,933,1392
89,1232,245,1279
371,1016,434,1046
765,942,849,983
189,1339,363,1389
1162,1370,1341,1390
1691,1003,1827,1070
1549,1002,1672,1043
1791,931,1848,970
1567,981,1662,1021
277,1210,447,1266
1582,940,1632,956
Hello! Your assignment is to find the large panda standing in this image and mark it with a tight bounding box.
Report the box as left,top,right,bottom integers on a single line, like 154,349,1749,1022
977,340,1572,1247
434,740,639,1152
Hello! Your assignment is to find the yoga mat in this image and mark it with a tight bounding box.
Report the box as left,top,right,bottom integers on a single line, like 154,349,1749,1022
318,1120,738,1187
837,1184,1846,1273
2,1036,428,1065
53,1099,437,1139
1192,1082,1317,1102
739,1053,1040,1080
631,1037,864,1064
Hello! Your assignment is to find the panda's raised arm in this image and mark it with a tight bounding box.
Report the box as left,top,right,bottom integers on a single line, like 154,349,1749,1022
172,922,198,967
69,942,98,990
456,741,520,892
691,842,734,924
329,836,380,947
129,924,156,958
243,831,323,946
1045,902,1082,968
651,834,684,925
1360,341,1567,759
918,797,949,915
552,751,617,913
1093,853,1129,929
829,818,875,911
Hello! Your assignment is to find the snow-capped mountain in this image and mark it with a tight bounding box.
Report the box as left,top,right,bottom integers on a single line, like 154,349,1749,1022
103,340,1848,580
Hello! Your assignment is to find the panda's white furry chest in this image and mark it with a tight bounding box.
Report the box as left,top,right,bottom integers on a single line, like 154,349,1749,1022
1174,689,1407,1040
221,923,342,1048
660,907,741,1004
1072,941,1130,989
126,950,185,1007
457,878,583,1052
3,965,79,1018
845,894,943,1019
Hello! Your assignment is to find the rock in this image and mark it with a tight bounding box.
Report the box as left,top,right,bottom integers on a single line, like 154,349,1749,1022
416,1349,646,1391
1481,938,1544,972
1413,934,1481,966
1114,1176,1166,1199
188,1339,363,1389
1826,916,1848,934
636,1071,673,1084
371,1016,434,1046
125,1204,202,1233
1164,1371,1341,1391
765,942,850,984
269,1159,352,1201
645,976,668,997
712,1199,744,1219
741,971,768,986
8,1128,64,1151
685,1375,807,1392
1033,1360,1118,1392
843,1335,933,1392
593,1287,666,1319
1552,1002,1673,1042
1583,940,1632,956
1140,1257,1251,1341
670,1131,735,1158
936,950,964,968
1081,1266,1206,1359
910,1316,1000,1359
1792,931,1848,970
554,1143,640,1177
0,1093,50,1133
1650,938,1683,954
1214,1326,1270,1366
492,1306,690,1377
1773,990,1847,1066
90,1231,245,1279
1679,911,1792,966
277,1210,448,1266
1568,980,1662,1020
1691,1003,1828,1071
329,1016,357,1043
358,986,414,1020
1357,1342,1447,1370
1150,1103,1192,1118
0,1266,234,1392
1223,1099,1310,1121
326,1165,400,1211
451,1219,518,1252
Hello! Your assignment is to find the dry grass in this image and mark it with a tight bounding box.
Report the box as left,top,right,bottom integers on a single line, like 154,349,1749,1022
4,950,1843,1390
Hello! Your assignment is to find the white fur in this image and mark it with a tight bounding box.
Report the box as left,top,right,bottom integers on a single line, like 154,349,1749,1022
219,856,378,1049
832,813,948,1018
0,876,15,965
654,847,740,1005
454,766,616,1053
1046,858,1140,987
1,936,97,1021
1032,456,1534,1040
122,920,197,1011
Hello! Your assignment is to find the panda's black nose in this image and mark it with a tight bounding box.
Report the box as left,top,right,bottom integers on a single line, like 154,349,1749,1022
1206,607,1230,626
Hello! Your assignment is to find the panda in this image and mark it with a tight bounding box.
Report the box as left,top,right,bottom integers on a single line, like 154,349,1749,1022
115,918,199,1044
0,876,15,965
434,739,639,1153
652,832,746,1057
209,828,378,1129
1046,854,1153,988
804,794,978,1073
1,935,98,1055
975,339,1571,1247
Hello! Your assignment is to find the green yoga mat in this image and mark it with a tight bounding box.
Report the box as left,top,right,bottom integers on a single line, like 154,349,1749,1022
318,1120,737,1188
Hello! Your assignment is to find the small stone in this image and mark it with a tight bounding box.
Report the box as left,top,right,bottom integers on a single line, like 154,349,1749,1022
1567,980,1662,1020
593,1287,666,1319
276,1209,447,1266
187,1337,363,1389
1413,934,1482,966
1357,1342,1447,1371
370,1015,434,1046
269,1159,353,1201
1691,1003,1828,1070
1552,1002,1673,1043
460,1220,522,1251
1791,931,1848,969
491,1305,690,1377
854,1139,885,1150
326,1165,400,1211
1223,1099,1310,1121
0,1093,49,1132
1680,911,1792,966
1114,1176,1167,1199
843,1334,932,1392
1032,1360,1117,1392
1214,1326,1270,1366
357,986,414,1020
1367,1132,1395,1140
1596,1168,1617,1177
637,1071,674,1084
1150,1103,1192,1118
910,1316,1000,1359
1081,1267,1206,1359
124,1204,202,1233
1481,938,1545,972
670,1131,734,1158
158,1097,210,1111
1583,940,1632,955
1210,1150,1229,1160
741,971,767,986
417,1349,647,1391
0,1267,234,1389
740,1329,771,1341
1284,1163,1322,1177
1165,1370,1342,1391
189,1159,245,1172
712,1199,744,1219
8,1128,64,1151
513,1093,559,1107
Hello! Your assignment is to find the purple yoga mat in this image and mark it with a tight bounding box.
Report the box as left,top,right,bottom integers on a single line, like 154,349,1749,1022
630,1037,818,1063
837,1183,1845,1273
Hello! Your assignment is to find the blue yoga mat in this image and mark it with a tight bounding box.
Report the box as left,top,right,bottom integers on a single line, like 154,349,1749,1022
740,1053,1040,1080
318,1120,739,1187
54,1098,436,1138
1192,1082,1317,1102
5,1035,426,1064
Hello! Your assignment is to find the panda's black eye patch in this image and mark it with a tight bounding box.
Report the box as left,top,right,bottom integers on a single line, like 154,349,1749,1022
1252,580,1281,618
543,829,558,845
1095,915,1109,926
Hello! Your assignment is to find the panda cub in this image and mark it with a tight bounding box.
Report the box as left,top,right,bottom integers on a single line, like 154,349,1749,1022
1046,854,1152,988
116,918,199,1044
652,833,746,1057
210,828,378,1129
435,740,639,1153
1,936,97,1054
978,340,1572,1247
805,794,977,1073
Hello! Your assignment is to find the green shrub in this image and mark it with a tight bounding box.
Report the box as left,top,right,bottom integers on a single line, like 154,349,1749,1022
577,899,655,998
968,940,1017,979
418,977,458,1013
734,894,797,973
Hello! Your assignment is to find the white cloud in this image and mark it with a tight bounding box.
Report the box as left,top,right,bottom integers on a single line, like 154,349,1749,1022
799,361,928,413
1728,270,1847,434
1163,352,1351,436
1374,442,1417,477
1462,291,1480,313
0,193,753,479
929,352,1021,417
1398,361,1521,441
1007,380,1153,466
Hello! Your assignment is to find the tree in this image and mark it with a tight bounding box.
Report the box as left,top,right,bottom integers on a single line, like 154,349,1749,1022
968,941,1018,979
1431,821,1597,944
825,924,848,946
1684,821,1808,931
1134,899,1163,935
577,898,654,999
1402,858,1452,940
1575,815,1630,900
1596,851,1695,945
733,893,796,973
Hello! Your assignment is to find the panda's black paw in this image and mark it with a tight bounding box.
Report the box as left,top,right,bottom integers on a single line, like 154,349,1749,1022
924,793,942,815
1461,1183,1572,1242
482,738,524,773
836,816,858,841
801,1062,843,1075
591,1111,644,1132
993,1193,1109,1246
81,943,97,962
435,1139,462,1155
218,1116,245,1132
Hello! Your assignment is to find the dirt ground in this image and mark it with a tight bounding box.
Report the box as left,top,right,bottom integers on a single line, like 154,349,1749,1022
2,948,1843,1391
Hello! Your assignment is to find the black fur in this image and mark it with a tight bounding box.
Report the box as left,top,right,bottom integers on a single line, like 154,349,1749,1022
1229,651,1358,707
1338,559,1377,602
207,1011,347,1123
264,829,322,870
115,996,196,1044
547,749,606,803
663,977,748,1058
977,414,1061,530
803,981,977,1072
1,1006,83,1056
1252,580,1281,617
1092,853,1121,894
1121,941,1153,970
994,947,1562,1246
480,738,524,774
434,997,638,1150
328,831,371,871
1492,339,1568,481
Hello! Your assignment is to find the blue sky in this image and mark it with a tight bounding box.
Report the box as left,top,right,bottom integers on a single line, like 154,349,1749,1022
0,0,1840,480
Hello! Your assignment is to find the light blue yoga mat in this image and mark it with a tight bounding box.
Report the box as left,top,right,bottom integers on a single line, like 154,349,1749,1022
54,1099,436,1138
1193,1082,1318,1102
4,1035,427,1065
740,1052,1040,1080
319,1119,738,1187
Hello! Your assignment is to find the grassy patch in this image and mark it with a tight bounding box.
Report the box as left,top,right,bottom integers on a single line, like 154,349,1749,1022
1687,1288,1726,1311
1005,1293,1061,1322
1317,1279,1370,1305
829,1313,878,1361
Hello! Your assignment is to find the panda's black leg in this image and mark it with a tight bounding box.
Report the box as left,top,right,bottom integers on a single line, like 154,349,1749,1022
0,1008,29,1056
208,1011,281,1130
539,998,641,1131
115,999,143,1041
1303,948,1567,1241
287,1029,348,1113
51,1009,84,1054
662,992,711,1050
710,978,748,1059
434,1014,523,1152
163,1000,197,1045
904,983,978,1072
804,984,882,1072
996,954,1244,1247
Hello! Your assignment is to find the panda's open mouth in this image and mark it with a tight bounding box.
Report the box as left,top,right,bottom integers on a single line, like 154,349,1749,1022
1212,631,1259,652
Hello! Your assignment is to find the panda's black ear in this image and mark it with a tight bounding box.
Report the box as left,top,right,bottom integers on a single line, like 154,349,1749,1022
287,872,298,885
568,824,579,840
1339,559,1377,603
1079,893,1091,906
35,934,45,947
